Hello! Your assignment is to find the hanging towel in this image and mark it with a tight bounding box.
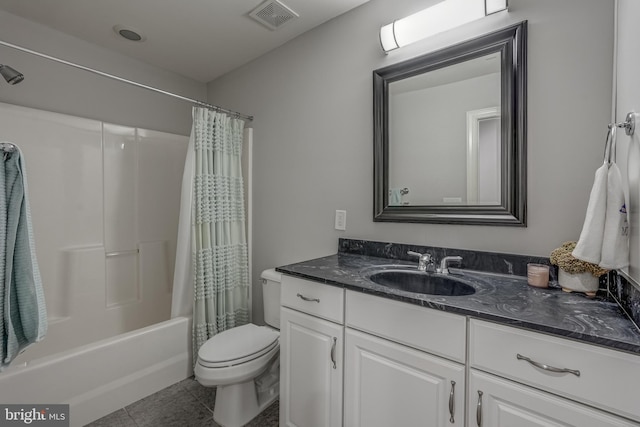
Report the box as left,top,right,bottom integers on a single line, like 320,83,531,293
599,162,629,269
572,163,608,264
573,125,630,270
0,147,47,370
389,188,402,206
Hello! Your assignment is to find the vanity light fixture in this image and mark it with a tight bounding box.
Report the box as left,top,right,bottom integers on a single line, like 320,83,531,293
380,0,508,53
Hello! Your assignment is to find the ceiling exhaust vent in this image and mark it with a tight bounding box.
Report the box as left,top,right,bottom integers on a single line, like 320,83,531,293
249,0,299,31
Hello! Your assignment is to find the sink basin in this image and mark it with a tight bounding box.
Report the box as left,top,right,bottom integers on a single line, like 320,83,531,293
367,270,476,296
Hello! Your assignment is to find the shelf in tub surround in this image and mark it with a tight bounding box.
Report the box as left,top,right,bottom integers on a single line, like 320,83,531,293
275,238,640,355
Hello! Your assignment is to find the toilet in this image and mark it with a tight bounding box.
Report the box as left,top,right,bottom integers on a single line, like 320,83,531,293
194,268,282,427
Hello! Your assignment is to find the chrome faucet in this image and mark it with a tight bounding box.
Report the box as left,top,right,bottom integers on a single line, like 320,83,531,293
437,256,463,275
407,251,435,272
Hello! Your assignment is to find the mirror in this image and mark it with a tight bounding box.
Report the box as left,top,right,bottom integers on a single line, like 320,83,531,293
374,21,527,226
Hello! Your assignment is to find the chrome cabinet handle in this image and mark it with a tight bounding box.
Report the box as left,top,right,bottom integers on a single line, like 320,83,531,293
448,380,456,423
330,337,337,369
517,353,581,377
296,293,320,303
476,390,483,427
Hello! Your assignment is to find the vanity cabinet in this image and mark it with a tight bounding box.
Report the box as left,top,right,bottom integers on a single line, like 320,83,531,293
344,290,466,427
279,276,345,427
469,319,640,426
279,274,640,427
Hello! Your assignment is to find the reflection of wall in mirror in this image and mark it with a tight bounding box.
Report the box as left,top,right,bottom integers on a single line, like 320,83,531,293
388,72,500,205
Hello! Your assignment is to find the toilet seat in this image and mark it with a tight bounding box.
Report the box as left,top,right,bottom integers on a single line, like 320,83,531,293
198,323,279,368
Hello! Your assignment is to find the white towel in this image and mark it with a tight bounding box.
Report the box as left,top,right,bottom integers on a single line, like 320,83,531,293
572,163,608,264
599,162,629,269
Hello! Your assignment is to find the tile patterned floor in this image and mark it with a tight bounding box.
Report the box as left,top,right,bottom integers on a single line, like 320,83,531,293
86,377,279,427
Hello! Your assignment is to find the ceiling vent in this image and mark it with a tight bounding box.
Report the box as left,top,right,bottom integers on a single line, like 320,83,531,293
249,0,299,31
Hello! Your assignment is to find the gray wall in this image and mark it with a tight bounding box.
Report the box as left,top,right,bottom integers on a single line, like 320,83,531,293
0,10,205,135
207,0,614,323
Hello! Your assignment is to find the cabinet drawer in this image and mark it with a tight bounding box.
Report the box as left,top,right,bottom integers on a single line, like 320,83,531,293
469,319,640,422
281,275,344,324
346,290,466,363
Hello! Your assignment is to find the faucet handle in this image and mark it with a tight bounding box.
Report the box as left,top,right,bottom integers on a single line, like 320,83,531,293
407,251,433,271
407,251,431,261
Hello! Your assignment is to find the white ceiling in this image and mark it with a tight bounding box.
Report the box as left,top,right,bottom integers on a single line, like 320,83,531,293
0,0,370,83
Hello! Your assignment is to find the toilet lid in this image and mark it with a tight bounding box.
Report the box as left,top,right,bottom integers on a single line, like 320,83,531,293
198,323,279,367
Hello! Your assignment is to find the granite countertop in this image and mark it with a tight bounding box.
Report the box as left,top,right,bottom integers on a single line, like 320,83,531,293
276,252,640,355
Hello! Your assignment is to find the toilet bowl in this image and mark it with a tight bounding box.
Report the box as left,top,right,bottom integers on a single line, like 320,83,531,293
195,323,279,386
194,269,281,427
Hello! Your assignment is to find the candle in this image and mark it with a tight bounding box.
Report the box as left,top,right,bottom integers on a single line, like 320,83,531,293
527,263,550,288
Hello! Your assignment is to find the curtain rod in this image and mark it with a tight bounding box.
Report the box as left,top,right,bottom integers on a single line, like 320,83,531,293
0,39,254,122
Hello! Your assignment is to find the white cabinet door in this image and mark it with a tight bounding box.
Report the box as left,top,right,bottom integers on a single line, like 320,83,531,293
280,307,343,427
469,370,640,427
344,328,465,427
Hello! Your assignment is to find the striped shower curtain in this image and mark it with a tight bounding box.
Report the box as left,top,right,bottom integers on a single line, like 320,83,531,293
174,107,250,355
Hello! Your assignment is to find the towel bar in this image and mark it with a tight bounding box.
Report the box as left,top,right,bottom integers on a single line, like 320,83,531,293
0,142,16,152
105,249,139,257
610,112,636,136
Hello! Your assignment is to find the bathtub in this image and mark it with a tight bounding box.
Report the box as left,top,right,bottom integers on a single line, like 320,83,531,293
0,317,192,427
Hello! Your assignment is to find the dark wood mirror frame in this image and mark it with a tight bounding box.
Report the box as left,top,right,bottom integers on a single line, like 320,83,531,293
373,21,527,226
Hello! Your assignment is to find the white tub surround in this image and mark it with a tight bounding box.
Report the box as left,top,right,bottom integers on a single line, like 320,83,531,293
0,317,192,427
0,102,187,364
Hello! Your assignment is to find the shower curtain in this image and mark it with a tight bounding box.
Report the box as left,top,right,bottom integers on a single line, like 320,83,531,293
172,107,250,354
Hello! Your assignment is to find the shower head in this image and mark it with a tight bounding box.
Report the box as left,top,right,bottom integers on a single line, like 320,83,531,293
0,64,24,85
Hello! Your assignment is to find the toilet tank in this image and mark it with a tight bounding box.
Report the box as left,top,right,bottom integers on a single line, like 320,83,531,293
261,269,281,329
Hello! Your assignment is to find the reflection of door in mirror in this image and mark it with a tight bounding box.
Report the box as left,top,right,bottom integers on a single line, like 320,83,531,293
466,108,501,205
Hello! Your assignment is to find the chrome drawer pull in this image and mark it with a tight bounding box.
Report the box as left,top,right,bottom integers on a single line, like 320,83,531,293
517,353,581,377
448,380,456,423
330,337,337,369
476,390,483,427
296,293,320,303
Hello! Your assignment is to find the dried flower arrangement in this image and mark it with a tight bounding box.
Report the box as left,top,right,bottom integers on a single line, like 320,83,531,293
549,241,608,277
